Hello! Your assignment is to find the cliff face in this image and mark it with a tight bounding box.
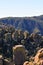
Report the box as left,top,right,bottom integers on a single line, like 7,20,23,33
0,15,43,35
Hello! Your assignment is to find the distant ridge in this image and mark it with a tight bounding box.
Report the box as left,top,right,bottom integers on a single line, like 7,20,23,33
0,15,43,35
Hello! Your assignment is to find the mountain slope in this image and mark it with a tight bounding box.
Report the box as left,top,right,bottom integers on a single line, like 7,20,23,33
0,15,43,35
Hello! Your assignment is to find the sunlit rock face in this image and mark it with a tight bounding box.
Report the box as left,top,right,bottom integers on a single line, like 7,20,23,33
23,61,29,65
23,61,34,65
34,48,43,65
13,45,26,65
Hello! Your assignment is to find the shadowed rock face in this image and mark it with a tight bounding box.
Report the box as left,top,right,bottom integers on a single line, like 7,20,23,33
34,48,43,65
13,45,26,65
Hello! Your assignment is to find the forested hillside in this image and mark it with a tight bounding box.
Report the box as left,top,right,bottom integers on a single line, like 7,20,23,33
0,15,43,35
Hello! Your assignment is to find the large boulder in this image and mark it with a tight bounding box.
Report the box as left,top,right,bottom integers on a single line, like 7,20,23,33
13,45,26,65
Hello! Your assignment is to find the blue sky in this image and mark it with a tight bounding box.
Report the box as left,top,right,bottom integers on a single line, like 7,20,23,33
0,0,43,18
